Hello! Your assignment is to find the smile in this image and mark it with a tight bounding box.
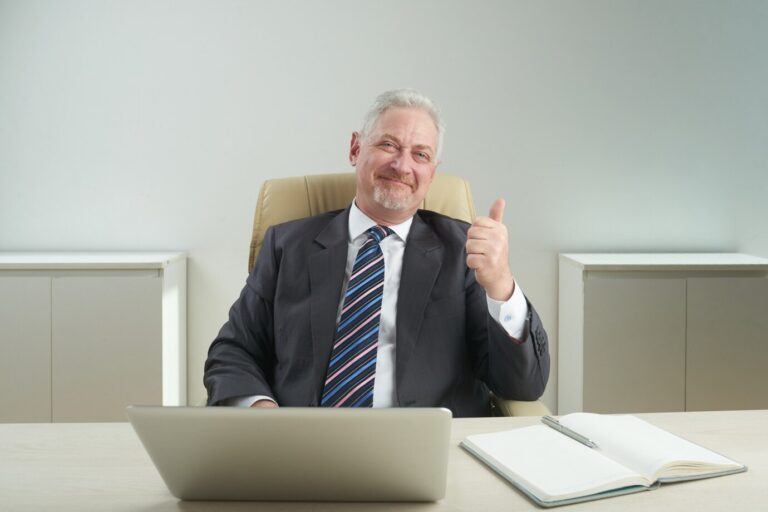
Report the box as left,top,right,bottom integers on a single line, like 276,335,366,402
377,176,413,190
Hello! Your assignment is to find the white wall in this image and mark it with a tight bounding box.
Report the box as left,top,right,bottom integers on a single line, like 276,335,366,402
2,0,766,411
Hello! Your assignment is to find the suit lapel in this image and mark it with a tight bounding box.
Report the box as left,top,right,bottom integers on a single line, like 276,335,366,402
308,208,350,402
396,212,443,387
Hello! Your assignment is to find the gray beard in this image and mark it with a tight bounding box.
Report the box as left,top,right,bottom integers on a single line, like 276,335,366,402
373,185,409,211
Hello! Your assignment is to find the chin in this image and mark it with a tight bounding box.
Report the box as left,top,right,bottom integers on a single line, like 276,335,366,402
373,186,411,211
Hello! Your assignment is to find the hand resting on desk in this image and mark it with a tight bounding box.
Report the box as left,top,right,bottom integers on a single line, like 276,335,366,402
251,399,279,408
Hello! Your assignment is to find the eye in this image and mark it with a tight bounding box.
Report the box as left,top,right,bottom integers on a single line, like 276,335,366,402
378,141,397,152
414,151,431,163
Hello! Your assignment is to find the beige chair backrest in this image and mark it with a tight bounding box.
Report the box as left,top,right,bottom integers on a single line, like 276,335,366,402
249,172,476,272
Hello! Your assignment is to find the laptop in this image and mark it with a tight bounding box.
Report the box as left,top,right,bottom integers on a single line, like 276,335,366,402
126,406,452,502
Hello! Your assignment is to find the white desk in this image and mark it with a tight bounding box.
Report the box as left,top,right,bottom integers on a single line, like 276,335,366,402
1,410,766,511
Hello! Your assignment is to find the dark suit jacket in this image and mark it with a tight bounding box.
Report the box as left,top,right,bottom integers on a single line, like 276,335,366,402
204,207,549,417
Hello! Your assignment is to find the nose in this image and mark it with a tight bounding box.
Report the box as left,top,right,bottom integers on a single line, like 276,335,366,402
390,150,412,174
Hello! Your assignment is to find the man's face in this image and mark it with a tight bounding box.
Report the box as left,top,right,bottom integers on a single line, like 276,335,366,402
350,107,439,223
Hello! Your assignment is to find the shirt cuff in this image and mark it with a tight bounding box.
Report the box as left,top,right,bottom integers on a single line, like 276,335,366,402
486,282,529,341
222,395,276,407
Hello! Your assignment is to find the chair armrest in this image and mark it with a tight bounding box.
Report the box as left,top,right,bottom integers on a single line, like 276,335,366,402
491,395,552,417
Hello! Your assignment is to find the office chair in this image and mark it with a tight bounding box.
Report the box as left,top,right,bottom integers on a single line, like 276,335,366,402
249,172,550,417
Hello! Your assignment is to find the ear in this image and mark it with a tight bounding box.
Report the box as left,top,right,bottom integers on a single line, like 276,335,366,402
349,132,361,166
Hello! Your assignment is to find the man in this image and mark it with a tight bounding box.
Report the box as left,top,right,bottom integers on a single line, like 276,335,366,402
204,89,549,417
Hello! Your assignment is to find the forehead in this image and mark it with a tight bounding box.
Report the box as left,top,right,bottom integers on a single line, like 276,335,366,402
369,107,438,149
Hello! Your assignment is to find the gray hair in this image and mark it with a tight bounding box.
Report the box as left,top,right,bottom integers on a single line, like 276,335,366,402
359,89,445,160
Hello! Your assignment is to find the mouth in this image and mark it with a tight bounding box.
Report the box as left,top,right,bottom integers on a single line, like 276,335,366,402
376,175,414,191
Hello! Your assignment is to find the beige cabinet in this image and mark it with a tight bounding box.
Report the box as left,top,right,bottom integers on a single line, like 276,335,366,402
558,253,768,415
0,253,186,422
0,277,52,422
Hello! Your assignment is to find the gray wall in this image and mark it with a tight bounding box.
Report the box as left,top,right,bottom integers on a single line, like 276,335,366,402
2,0,766,411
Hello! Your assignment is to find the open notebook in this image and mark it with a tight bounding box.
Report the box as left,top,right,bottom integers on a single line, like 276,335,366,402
461,413,746,507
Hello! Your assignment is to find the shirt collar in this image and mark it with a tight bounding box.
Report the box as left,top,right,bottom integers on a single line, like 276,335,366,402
349,199,413,242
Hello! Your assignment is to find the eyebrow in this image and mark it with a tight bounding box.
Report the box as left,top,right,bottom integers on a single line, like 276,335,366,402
377,133,434,154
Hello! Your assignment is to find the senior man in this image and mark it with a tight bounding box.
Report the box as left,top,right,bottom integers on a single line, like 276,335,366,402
204,89,549,417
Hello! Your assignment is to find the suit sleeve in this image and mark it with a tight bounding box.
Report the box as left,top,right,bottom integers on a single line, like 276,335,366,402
465,268,550,401
203,228,280,405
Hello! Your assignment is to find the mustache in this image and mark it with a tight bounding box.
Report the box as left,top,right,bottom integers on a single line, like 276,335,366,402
375,171,415,188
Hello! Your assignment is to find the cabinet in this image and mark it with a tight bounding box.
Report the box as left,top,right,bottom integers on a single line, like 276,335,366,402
0,253,186,422
558,253,768,415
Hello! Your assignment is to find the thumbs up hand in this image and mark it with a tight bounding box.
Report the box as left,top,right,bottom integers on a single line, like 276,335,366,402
466,198,515,301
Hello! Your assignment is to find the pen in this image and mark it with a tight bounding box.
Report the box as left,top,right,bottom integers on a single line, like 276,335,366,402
541,415,598,449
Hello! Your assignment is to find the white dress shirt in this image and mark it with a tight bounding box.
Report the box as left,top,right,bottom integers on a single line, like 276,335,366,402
228,201,529,407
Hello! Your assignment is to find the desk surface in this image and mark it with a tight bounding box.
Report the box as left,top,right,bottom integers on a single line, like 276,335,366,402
2,410,766,511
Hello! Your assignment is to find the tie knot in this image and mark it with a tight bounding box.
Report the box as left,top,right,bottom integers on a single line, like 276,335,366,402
367,225,393,243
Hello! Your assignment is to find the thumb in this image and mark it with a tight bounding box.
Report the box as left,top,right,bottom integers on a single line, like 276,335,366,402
489,198,505,223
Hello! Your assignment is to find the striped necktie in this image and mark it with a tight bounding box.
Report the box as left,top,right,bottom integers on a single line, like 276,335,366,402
321,225,393,407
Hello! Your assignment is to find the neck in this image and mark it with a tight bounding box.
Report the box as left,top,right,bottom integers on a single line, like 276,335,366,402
354,198,416,227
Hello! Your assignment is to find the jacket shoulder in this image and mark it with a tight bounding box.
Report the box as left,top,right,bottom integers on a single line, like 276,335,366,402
267,209,345,243
417,209,471,240
271,209,344,232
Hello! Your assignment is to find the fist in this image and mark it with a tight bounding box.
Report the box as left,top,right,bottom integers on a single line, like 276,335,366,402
465,198,515,301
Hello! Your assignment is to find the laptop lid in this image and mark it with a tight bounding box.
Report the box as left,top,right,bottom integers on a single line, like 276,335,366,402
126,406,452,502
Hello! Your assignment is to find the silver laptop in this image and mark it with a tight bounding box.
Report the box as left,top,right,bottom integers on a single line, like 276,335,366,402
126,406,452,502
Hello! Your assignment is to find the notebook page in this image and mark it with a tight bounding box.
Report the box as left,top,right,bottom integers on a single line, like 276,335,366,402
559,414,741,480
463,425,648,502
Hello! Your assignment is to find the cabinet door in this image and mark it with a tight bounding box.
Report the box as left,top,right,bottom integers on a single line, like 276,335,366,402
686,276,768,411
51,273,162,422
583,275,686,413
0,276,52,422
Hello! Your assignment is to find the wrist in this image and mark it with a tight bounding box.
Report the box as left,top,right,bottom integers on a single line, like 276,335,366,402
486,274,515,302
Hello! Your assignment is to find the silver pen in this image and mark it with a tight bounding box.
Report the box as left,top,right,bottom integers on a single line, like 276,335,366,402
541,415,599,449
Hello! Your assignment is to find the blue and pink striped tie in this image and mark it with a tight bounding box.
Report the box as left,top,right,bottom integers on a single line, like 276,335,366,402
321,225,393,407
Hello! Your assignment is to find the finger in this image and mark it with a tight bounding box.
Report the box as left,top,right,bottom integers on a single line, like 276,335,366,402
467,237,501,251
466,254,483,269
466,239,489,255
471,216,501,229
489,198,505,223
469,220,500,238
468,226,508,247
467,225,494,240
